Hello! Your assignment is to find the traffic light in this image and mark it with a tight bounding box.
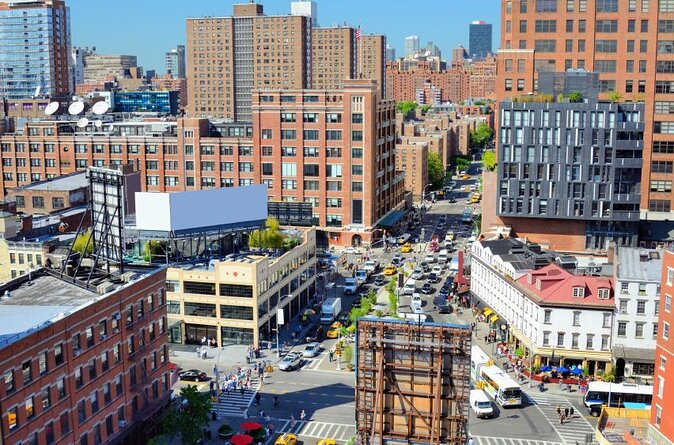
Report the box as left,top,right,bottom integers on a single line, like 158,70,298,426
335,343,342,356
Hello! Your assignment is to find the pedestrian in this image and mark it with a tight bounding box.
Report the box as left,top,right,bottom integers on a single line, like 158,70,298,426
564,407,570,419
300,409,306,421
259,409,265,419
329,350,334,362
290,414,296,427
468,437,474,445
570,406,575,417
255,393,261,405
268,423,275,436
265,414,271,424
240,385,245,396
556,405,561,417
243,409,249,419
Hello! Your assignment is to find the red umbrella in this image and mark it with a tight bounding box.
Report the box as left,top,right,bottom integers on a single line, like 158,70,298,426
230,434,254,445
240,421,263,431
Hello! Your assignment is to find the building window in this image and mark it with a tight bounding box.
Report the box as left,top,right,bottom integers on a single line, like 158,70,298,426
22,360,32,384
25,396,35,419
619,300,628,314
32,196,44,209
635,322,645,338
661,355,667,371
664,322,670,340
572,311,580,326
571,333,579,349
572,286,585,298
655,405,662,426
657,376,665,398
666,295,672,312
618,322,627,336
586,334,594,349
601,335,610,350
557,332,565,347
543,331,550,346
637,300,646,314
603,313,611,328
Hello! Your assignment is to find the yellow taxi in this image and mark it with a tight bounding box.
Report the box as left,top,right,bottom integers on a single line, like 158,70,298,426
461,174,471,180
317,439,337,445
326,321,342,339
275,433,298,445
400,242,413,253
384,264,397,275
470,195,480,204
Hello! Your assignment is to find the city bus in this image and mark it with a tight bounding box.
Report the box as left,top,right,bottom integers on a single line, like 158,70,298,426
479,365,523,407
470,345,492,382
583,382,653,412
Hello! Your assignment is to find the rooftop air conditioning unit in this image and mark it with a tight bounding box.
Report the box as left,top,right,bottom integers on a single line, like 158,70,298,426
97,281,115,294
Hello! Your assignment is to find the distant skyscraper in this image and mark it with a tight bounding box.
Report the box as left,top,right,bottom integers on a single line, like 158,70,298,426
469,21,492,59
0,0,72,98
422,41,441,58
404,35,419,59
291,0,317,27
386,44,396,62
71,46,94,87
165,45,186,78
452,45,468,65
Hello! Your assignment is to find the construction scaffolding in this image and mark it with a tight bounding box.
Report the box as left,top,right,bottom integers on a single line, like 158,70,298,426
355,318,472,445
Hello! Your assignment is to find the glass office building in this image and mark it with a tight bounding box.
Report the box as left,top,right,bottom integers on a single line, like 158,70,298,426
0,0,72,99
113,91,179,115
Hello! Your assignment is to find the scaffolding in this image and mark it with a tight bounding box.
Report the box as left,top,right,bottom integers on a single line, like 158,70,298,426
355,318,472,445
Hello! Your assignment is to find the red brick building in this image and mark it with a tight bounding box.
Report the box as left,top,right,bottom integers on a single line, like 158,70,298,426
0,267,169,445
650,249,674,444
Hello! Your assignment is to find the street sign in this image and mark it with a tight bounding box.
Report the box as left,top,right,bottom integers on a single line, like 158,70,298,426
277,308,285,326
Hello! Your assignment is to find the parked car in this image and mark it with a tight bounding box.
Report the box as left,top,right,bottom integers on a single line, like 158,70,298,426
392,254,404,266
278,352,302,371
302,342,321,358
374,275,386,286
411,293,422,306
432,265,444,275
411,268,424,280
427,272,440,284
438,303,453,314
178,369,208,382
351,295,363,308
421,283,434,294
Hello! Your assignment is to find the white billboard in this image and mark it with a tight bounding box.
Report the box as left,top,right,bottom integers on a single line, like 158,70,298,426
135,185,268,232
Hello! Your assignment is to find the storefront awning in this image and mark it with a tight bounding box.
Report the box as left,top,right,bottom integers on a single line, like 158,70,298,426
483,308,493,317
377,210,405,229
490,315,500,323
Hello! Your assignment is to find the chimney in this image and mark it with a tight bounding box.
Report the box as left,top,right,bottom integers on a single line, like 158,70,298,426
607,241,616,264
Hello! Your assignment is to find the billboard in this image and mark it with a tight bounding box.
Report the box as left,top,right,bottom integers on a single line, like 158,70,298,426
135,186,268,233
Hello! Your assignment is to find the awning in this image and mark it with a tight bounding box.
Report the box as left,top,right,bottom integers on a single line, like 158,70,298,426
377,210,405,229
490,315,500,323
483,308,493,317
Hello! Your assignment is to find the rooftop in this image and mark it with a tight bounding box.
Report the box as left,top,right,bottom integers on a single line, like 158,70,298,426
516,263,614,308
616,247,663,282
17,171,87,192
0,273,96,348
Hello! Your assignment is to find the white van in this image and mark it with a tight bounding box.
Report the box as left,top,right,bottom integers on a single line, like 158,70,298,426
411,293,422,305
469,390,494,418
438,249,449,264
403,279,417,295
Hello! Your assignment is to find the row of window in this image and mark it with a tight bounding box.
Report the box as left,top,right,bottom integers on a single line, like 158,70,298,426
541,331,611,350
271,129,363,142
273,112,363,124
508,0,655,14
514,19,649,34
8,251,42,265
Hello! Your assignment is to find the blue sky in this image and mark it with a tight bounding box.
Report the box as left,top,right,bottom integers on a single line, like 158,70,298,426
68,0,500,73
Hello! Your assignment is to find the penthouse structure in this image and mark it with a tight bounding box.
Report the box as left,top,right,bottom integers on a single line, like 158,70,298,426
498,0,674,221
0,266,170,445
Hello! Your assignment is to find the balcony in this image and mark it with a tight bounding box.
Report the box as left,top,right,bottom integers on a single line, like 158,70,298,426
613,157,642,167
612,193,641,204
611,210,640,221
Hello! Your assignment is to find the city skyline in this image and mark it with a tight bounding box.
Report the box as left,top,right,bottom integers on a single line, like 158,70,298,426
67,0,499,73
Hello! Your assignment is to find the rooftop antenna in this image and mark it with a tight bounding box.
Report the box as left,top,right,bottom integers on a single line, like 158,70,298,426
68,101,85,116
44,101,60,116
91,101,110,115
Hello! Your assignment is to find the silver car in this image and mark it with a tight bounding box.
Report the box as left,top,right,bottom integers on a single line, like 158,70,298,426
302,342,321,358
278,352,302,371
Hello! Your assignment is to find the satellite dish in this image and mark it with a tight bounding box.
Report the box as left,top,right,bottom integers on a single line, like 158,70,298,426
76,117,89,128
68,101,85,115
94,120,103,128
44,101,60,116
92,101,110,115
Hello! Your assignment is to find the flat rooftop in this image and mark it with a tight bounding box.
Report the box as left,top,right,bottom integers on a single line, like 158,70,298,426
617,247,662,282
20,171,87,192
0,274,96,347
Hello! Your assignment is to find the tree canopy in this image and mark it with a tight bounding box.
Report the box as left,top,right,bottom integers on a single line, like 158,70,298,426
160,385,212,445
72,231,93,255
482,150,497,172
453,155,471,171
396,101,418,116
427,151,444,188
470,122,494,149
249,217,286,249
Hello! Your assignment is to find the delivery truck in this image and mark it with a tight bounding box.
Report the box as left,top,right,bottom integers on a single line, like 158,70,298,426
320,298,342,325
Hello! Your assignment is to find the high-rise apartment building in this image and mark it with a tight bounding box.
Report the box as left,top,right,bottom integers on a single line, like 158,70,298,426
469,20,492,59
186,2,311,121
312,27,356,90
649,249,674,444
0,0,72,99
386,44,396,62
290,0,317,27
165,45,186,78
83,55,138,84
498,0,674,221
357,34,387,96
404,35,419,58
70,47,93,88
452,45,468,66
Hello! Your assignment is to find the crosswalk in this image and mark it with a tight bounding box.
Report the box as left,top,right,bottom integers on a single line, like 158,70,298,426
525,392,597,445
278,420,356,442
211,376,261,417
472,436,563,445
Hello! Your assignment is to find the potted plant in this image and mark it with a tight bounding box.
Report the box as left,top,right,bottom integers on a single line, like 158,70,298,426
218,424,234,440
250,428,266,442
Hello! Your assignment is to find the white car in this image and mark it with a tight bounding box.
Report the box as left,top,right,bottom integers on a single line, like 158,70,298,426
425,253,436,263
302,342,321,358
411,268,424,280
411,293,422,305
278,352,302,371
432,265,444,275
411,302,424,314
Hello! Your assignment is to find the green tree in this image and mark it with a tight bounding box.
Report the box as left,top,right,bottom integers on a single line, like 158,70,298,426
162,385,212,445
427,151,444,188
72,230,93,255
607,90,623,103
470,122,494,149
568,91,583,103
396,100,418,116
420,104,432,113
388,290,398,314
249,217,286,249
453,155,471,171
482,150,497,172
